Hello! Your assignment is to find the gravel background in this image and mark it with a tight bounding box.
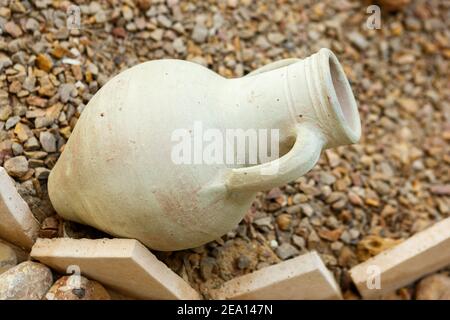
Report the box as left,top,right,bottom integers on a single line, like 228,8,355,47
0,0,449,299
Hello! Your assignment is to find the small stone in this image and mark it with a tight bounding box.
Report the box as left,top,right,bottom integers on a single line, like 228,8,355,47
300,203,314,217
348,191,363,206
0,243,17,274
237,255,250,270
415,274,450,300
45,275,110,300
136,0,151,11
112,27,126,38
292,235,306,249
267,32,285,45
35,54,53,72
307,229,322,250
276,214,291,231
325,149,340,167
0,106,13,121
58,83,75,103
35,116,53,129
347,31,369,50
398,98,418,113
0,261,53,300
318,228,343,242
5,116,20,130
269,239,278,249
293,193,308,204
157,15,172,28
26,96,47,108
95,10,107,24
122,6,133,21
4,21,23,38
192,24,208,43
39,132,57,153
4,156,29,178
35,167,51,180
253,217,272,229
25,18,40,31
150,29,164,42
11,142,23,156
172,38,186,54
275,243,299,260
430,185,450,196
319,172,336,185
24,137,40,151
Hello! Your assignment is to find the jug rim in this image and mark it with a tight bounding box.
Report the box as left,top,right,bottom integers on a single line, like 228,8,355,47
319,48,362,145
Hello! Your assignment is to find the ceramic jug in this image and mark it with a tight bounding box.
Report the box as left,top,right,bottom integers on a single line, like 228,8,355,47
48,48,361,251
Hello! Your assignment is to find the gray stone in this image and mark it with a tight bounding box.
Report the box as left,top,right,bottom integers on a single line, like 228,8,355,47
4,156,28,178
267,32,285,45
58,83,75,103
35,167,50,180
39,131,57,153
347,31,369,50
275,243,299,260
157,15,172,28
35,116,53,128
292,235,306,249
11,142,23,156
172,38,186,54
319,172,336,185
192,24,208,43
5,116,20,130
24,137,40,151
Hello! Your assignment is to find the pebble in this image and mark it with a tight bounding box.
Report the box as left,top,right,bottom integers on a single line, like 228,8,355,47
275,243,299,260
4,156,29,178
5,115,20,130
292,235,306,249
24,137,40,151
35,54,53,72
319,172,336,185
35,167,51,180
58,83,75,103
347,31,369,50
4,21,23,38
0,261,53,300
45,275,110,300
39,131,57,153
192,24,208,43
267,33,285,45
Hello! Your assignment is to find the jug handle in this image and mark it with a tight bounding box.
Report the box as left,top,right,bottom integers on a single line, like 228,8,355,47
245,58,301,77
225,122,325,193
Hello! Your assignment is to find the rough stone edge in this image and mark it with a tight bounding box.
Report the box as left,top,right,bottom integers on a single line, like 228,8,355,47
349,217,450,299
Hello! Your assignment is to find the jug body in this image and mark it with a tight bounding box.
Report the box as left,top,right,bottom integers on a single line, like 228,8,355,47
48,49,361,251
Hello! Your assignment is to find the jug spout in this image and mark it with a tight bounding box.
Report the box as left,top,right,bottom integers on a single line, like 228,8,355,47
286,48,361,148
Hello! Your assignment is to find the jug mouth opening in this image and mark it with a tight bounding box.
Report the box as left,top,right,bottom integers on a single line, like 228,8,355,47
321,48,361,144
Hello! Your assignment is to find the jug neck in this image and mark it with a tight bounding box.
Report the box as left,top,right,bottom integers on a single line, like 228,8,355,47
231,49,361,149
286,48,361,148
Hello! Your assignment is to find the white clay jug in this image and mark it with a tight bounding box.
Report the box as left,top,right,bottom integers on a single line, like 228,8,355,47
48,48,361,251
